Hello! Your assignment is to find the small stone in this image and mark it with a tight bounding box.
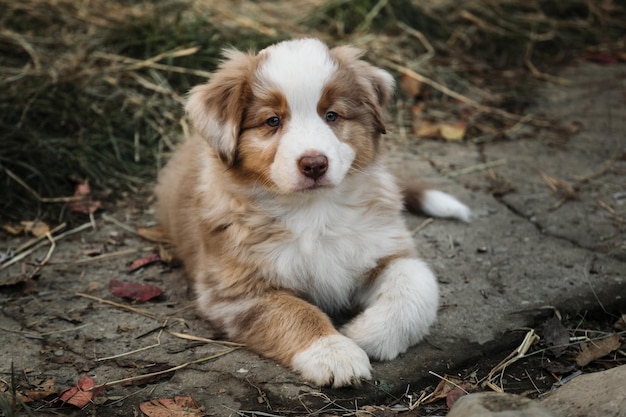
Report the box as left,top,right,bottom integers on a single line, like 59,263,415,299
447,392,558,417
54,349,65,357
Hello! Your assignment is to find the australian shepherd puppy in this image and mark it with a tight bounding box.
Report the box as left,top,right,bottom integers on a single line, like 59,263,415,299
155,38,470,387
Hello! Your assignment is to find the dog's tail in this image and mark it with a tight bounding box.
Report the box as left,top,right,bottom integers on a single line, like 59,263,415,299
402,182,471,222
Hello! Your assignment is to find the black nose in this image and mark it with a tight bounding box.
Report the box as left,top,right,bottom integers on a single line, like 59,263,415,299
298,155,328,180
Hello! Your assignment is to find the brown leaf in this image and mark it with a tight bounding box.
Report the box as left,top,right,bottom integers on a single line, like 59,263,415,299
129,253,162,272
110,279,163,302
424,375,463,404
139,396,204,417
413,120,441,138
137,226,170,243
446,387,467,409
21,220,50,238
542,315,570,357
440,122,467,141
399,73,422,98
2,223,25,235
18,378,58,403
575,333,623,366
58,375,103,408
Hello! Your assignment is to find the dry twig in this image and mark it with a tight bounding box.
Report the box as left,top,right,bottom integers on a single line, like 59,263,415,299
484,329,540,392
384,61,549,127
524,43,571,85
169,331,245,347
74,292,184,322
90,348,239,391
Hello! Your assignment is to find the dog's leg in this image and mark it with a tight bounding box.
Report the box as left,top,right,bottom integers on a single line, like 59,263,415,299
341,258,439,360
197,287,371,387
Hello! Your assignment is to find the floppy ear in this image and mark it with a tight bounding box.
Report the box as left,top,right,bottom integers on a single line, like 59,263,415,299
185,49,256,166
330,45,395,134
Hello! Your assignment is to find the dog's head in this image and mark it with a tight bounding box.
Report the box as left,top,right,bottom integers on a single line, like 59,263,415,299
186,38,394,194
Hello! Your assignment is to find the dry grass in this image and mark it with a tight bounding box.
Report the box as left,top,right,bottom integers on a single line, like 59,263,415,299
0,0,281,221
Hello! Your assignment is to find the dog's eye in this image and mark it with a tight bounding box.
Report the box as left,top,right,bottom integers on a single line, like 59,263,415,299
266,116,281,127
325,111,338,122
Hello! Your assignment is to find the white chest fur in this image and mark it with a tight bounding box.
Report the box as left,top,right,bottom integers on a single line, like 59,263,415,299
254,171,411,314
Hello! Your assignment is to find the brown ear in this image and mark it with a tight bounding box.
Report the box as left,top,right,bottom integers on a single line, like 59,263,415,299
330,45,395,134
185,49,256,166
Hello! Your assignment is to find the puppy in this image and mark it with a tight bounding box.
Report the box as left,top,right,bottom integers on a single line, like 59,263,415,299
155,38,470,387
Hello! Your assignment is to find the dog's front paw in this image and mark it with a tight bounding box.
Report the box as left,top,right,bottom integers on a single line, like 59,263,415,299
341,306,417,361
343,258,438,361
291,334,371,388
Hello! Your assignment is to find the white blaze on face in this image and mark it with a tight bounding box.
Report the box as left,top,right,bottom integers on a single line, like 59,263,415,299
258,39,356,193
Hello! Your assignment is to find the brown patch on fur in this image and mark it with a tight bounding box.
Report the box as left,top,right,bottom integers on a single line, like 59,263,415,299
232,292,338,365
400,180,428,215
322,46,395,173
232,88,290,191
185,49,265,166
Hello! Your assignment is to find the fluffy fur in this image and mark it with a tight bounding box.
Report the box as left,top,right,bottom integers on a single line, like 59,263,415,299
155,38,470,387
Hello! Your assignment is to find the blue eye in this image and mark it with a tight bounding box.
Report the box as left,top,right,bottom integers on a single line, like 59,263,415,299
325,111,338,122
266,116,281,127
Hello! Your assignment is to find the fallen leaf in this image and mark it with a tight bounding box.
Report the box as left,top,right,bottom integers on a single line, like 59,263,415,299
446,387,467,409
2,223,25,235
137,226,170,243
424,375,463,404
139,396,204,417
440,122,466,141
575,333,622,366
129,253,162,272
110,279,163,302
413,120,441,138
18,378,58,403
399,73,422,98
58,375,103,408
21,220,50,238
542,315,570,357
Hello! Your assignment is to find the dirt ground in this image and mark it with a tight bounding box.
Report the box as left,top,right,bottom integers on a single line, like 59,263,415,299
1,1,626,416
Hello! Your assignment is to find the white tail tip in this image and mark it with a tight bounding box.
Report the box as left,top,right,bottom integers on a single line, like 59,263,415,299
421,190,471,222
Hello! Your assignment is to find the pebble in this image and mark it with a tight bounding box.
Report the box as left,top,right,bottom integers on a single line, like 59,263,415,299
447,392,558,417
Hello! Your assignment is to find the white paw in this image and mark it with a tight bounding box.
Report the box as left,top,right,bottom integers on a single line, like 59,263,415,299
422,190,471,222
343,258,439,361
291,334,371,388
